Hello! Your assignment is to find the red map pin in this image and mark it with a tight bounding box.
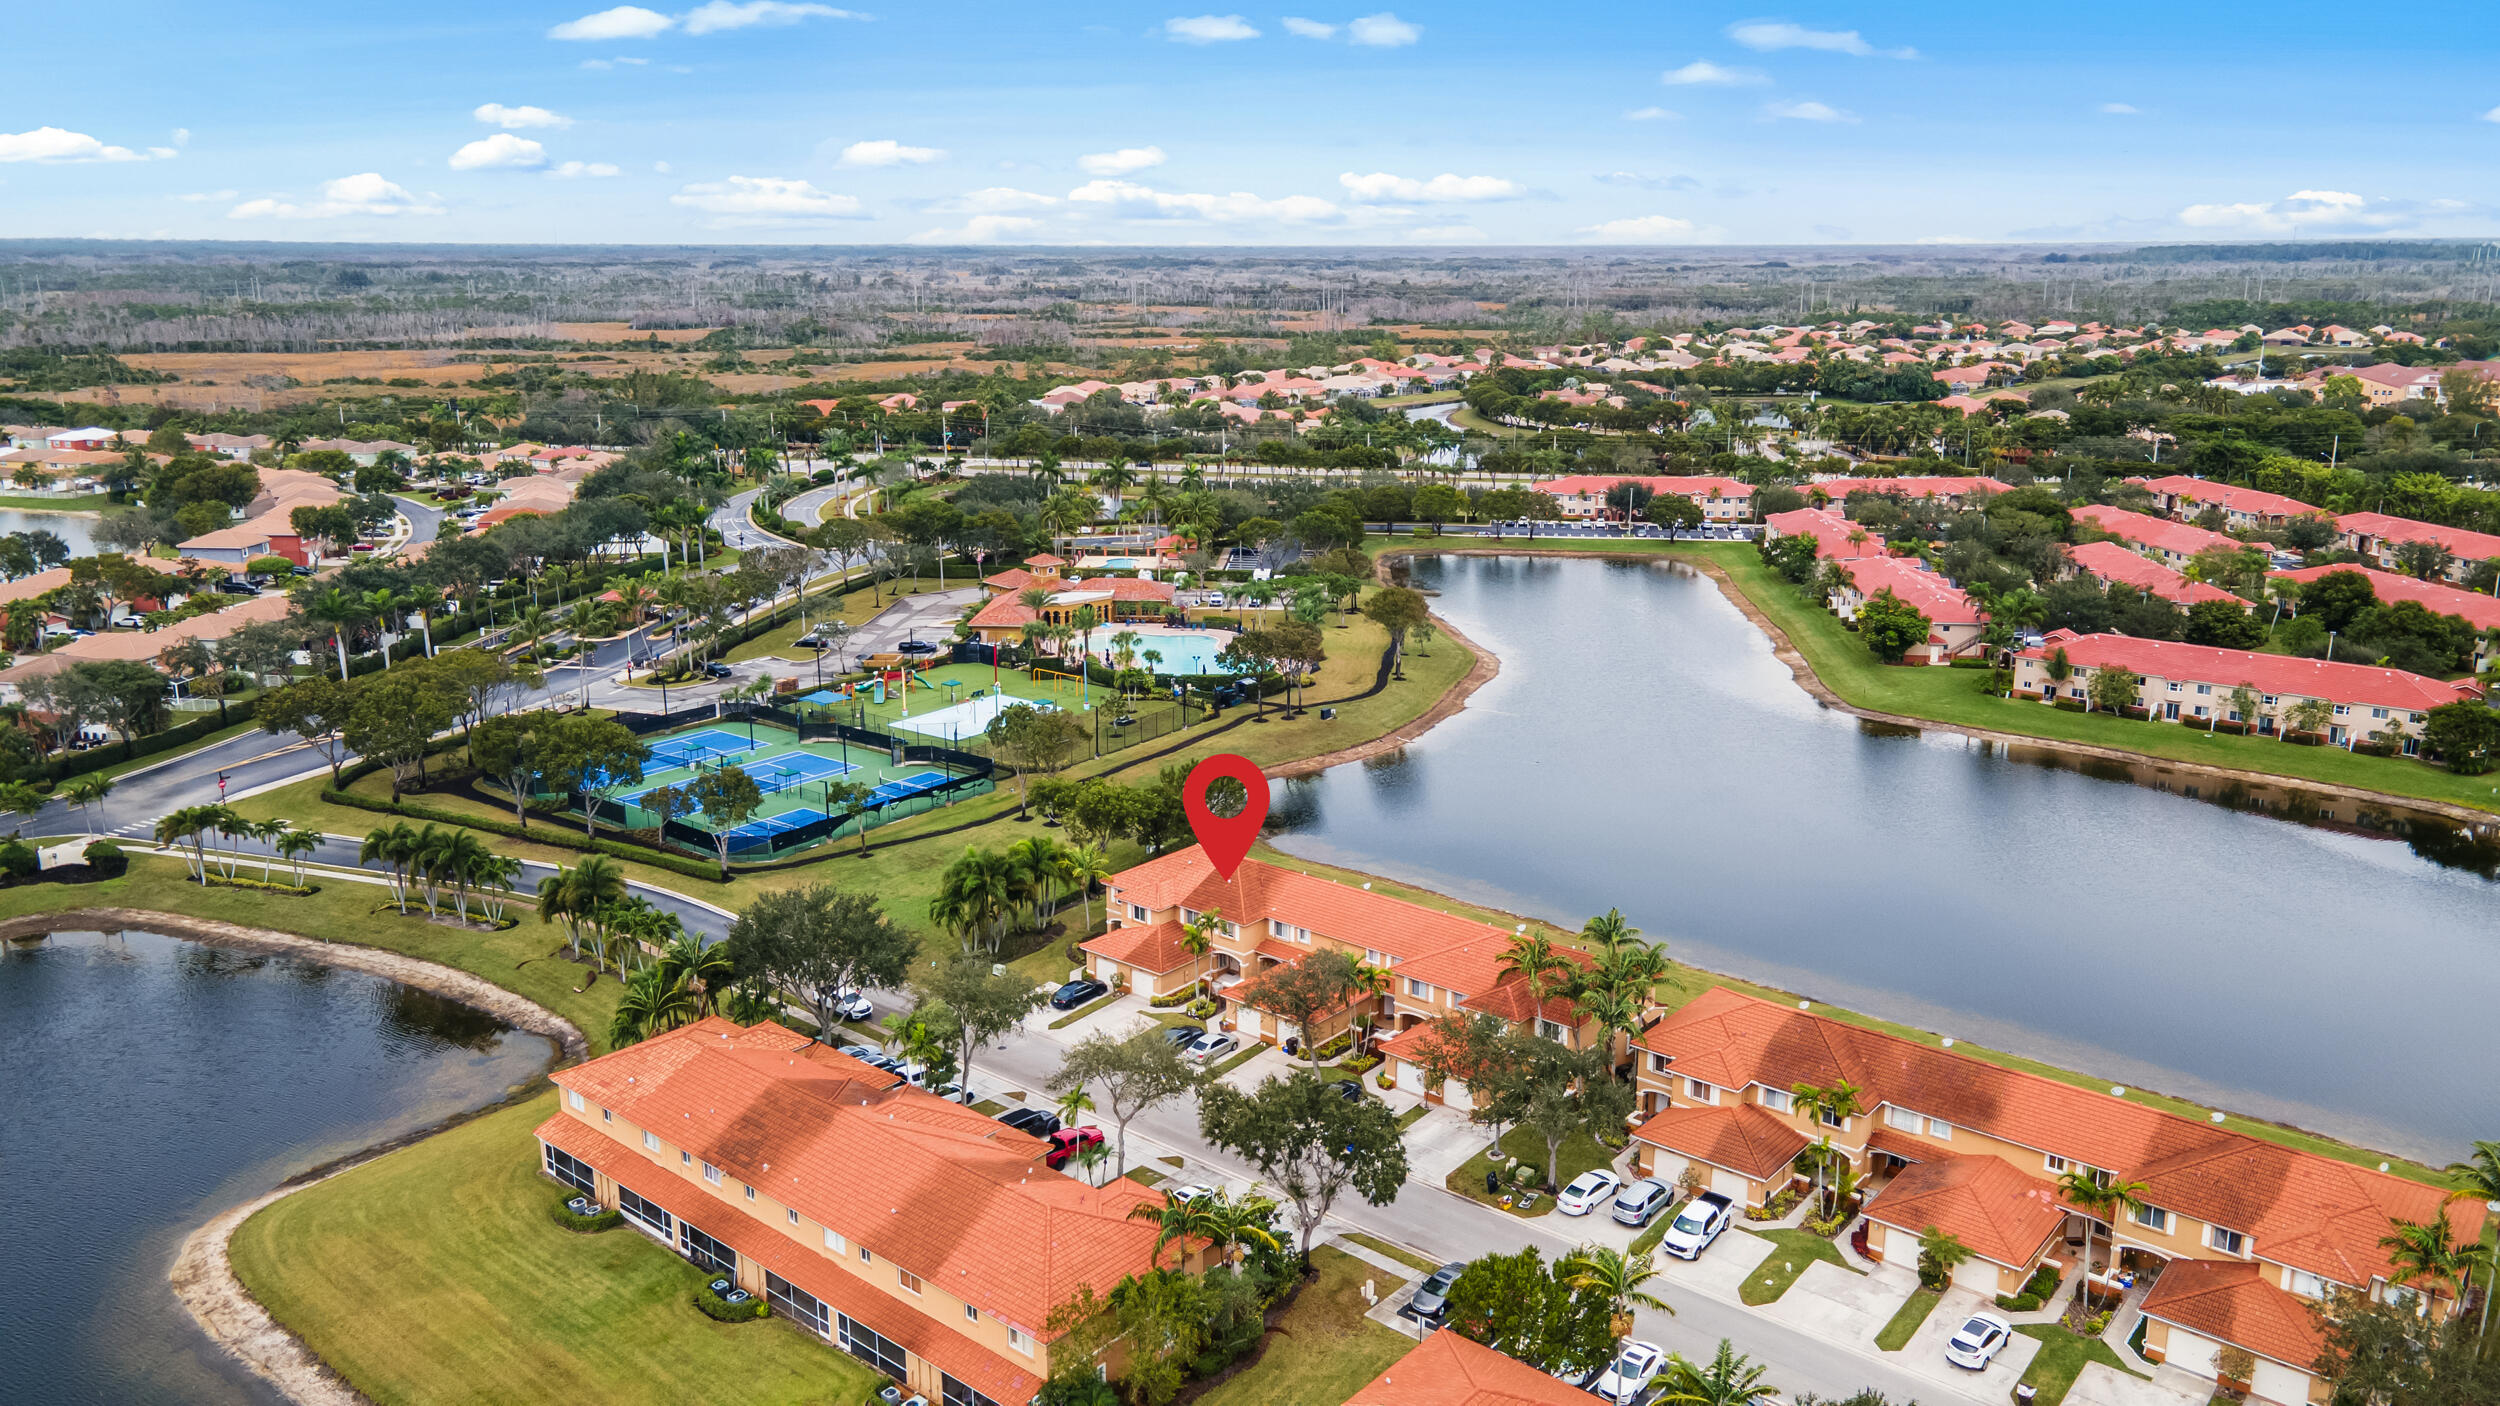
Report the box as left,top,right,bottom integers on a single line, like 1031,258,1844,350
1181,753,1270,880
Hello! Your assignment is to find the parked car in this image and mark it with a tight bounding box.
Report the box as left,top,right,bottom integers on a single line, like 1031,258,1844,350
1555,1169,1623,1217
1592,1339,1665,1404
1160,1024,1204,1048
1049,978,1109,1011
837,1043,886,1064
1610,1177,1672,1228
928,1081,971,1104
1660,1191,1733,1259
834,989,874,1022
1409,1262,1468,1323
995,1108,1061,1138
1329,1078,1366,1102
1043,1126,1105,1170
1168,1183,1215,1205
701,661,733,679
1183,1030,1238,1064
1944,1313,2013,1370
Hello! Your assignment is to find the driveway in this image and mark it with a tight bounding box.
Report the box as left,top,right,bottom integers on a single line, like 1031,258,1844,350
2067,1362,2210,1406
1400,1106,1490,1183
1651,1226,1782,1299
1898,1288,2043,1399
1758,1259,1908,1344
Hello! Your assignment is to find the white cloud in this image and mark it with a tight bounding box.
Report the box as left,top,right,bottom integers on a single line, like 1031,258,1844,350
229,173,441,219
1596,171,1701,193
1281,17,1336,38
2177,188,2405,234
1347,12,1420,46
1164,14,1258,42
1339,171,1519,202
909,214,1042,243
1067,179,1338,223
170,128,191,147
548,161,620,178
449,133,548,170
838,139,945,166
1662,61,1765,86
549,5,674,39
1726,21,1915,59
653,160,672,173
146,147,179,159
580,55,651,68
0,127,160,163
475,103,572,130
682,2,865,34
1623,106,1681,121
2481,106,2500,123
1578,214,1699,242
1765,100,1856,123
1080,146,1167,176
669,174,865,222
953,186,1059,211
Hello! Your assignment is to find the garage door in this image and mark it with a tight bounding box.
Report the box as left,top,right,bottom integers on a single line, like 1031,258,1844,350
1883,1225,1924,1267
1650,1153,1693,1190
2166,1327,2221,1376
1952,1256,2001,1295
1236,1008,1261,1039
2250,1357,2311,1405
1711,1166,1752,1202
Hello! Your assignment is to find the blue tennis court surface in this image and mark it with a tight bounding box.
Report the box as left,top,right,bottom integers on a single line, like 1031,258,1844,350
750,751,857,793
866,770,951,806
646,727,764,768
721,807,830,850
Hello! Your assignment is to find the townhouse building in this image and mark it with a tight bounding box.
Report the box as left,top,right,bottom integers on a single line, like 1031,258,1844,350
2063,541,2245,610
2070,505,2244,573
1827,556,1987,663
2333,513,2500,584
1528,474,1755,523
1084,849,1601,1108
1346,1328,1595,1405
2340,363,2445,408
2269,563,2500,670
536,1017,1188,1406
1762,507,1887,561
1630,988,2484,1406
1809,476,2012,508
2136,476,2316,531
2012,629,2479,750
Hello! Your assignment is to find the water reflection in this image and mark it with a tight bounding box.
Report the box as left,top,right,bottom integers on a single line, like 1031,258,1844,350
1268,554,2500,1162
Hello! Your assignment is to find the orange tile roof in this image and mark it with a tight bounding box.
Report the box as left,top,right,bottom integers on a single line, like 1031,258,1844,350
2072,503,2242,560
2067,541,2244,607
546,1017,1170,1338
1630,1102,1813,1181
1859,1152,2071,1268
1636,988,2480,1289
1080,919,1201,975
1345,1327,1591,1406
536,1114,1040,1404
2140,1259,2326,1372
2018,630,2477,715
1109,849,1516,965
2270,563,2500,633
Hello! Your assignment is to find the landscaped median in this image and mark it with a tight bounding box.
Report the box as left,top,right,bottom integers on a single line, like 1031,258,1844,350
1735,1226,1859,1306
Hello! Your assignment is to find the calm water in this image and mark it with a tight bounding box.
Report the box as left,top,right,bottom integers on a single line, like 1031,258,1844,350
1270,555,2500,1163
0,506,99,556
0,929,556,1406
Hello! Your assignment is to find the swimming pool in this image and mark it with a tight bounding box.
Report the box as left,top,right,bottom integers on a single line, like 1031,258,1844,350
1092,632,1242,675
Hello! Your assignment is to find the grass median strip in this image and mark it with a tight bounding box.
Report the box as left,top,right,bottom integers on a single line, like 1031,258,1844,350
1047,992,1120,1029
1340,1231,1439,1275
1875,1288,1942,1350
1738,1227,1857,1305
1205,1043,1265,1079
2013,1323,2146,1406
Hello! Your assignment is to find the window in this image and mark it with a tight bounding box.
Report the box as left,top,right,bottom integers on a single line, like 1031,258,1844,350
681,1151,692,1166
701,1161,722,1186
566,1089,584,1112
2044,1154,2069,1175
1684,1078,1717,1104
743,1184,755,1202
643,1130,661,1152
2134,1204,2170,1233
1886,1105,1922,1131
1759,1087,1794,1113
1129,904,1148,922
544,1144,598,1195
2210,1226,2245,1255
680,1222,737,1277
765,1270,830,1339
1007,1325,1033,1355
836,1312,908,1379
1648,1053,1669,1073
1818,1107,1846,1129
2333,704,2350,716
786,1208,800,1226
601,1108,612,1123
898,1268,923,1294
2194,683,2210,695
1448,991,1466,1005
1538,1019,1567,1042
2371,707,2388,720
1927,1118,1953,1141
1406,978,1431,999
942,1375,1002,1406
1268,919,1287,937
859,1245,873,1264
963,1303,980,1323
2166,681,2181,693
824,1228,847,1256
618,1186,673,1239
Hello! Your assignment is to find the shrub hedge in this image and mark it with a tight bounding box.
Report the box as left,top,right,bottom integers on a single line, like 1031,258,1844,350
693,1282,769,1323
549,1197,622,1234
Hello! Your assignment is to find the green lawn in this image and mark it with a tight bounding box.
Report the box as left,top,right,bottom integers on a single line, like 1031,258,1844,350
2014,1323,2146,1406
1875,1289,1942,1350
229,1092,879,1406
1738,1227,1858,1306
1206,1043,1266,1079
1446,1125,1619,1215
1193,1246,1412,1406
1340,1231,1440,1275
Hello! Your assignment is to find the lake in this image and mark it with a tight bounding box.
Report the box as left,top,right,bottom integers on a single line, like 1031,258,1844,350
1268,553,2500,1164
0,928,557,1406
0,506,100,557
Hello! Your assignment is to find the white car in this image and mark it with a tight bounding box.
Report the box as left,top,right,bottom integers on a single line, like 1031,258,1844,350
1169,1183,1215,1206
1592,1339,1664,1404
834,989,874,1022
1184,1030,1239,1064
1659,1191,1733,1260
1944,1312,2013,1370
1554,1169,1623,1216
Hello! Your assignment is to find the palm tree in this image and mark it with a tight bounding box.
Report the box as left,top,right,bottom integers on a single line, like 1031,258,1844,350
363,587,403,669
1657,1340,1778,1406
1581,906,1640,956
425,829,493,923
275,828,321,888
1072,1140,1109,1187
610,963,699,1047
1054,1085,1097,1129
1127,1191,1222,1268
252,817,291,883
2056,1169,2148,1286
657,935,735,1017
1563,1245,1674,1336
2444,1141,2500,1334
404,585,443,658
1006,835,1065,925
1789,1080,1865,1217
154,805,214,881
62,773,113,835
538,868,585,959
470,852,522,924
2380,1212,2489,1308
304,587,367,680
929,845,1019,954
569,855,629,971
1065,844,1114,934
1497,928,1572,1010
1203,1191,1282,1268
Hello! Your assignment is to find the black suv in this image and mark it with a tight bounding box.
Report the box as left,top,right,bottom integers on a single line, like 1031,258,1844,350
1048,978,1108,1010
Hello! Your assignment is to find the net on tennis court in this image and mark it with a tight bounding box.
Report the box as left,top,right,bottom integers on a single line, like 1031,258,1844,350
865,770,952,806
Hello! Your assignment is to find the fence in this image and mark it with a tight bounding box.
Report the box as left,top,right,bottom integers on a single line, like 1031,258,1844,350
1095,696,1209,754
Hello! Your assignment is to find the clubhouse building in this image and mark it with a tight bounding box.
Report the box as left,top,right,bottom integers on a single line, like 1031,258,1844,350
536,1017,1190,1406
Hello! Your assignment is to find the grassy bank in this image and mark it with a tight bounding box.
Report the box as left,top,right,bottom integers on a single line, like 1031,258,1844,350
1738,1227,1858,1305
1193,1245,1412,1406
229,1092,879,1406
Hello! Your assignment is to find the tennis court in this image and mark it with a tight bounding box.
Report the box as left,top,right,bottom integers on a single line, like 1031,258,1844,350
645,727,765,769
890,693,1057,743
748,750,857,793
720,806,831,853
865,771,952,805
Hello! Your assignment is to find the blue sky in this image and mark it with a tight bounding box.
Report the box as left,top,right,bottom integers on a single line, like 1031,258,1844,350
6,2,2499,246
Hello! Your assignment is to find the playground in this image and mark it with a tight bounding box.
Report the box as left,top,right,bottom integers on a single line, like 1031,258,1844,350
589,718,982,856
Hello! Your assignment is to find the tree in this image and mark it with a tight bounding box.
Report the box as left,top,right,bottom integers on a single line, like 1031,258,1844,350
2421,702,2500,774
341,664,460,800
1916,1226,1973,1290
1658,1340,1780,1406
469,713,554,829
1442,1246,1616,1375
2055,1169,2146,1282
2443,1140,2500,1336
1243,947,1369,1071
358,821,422,914
539,713,651,842
2379,1211,2487,1306
2286,695,2335,740
1790,1080,1865,1215
682,762,765,877
1361,585,1429,679
724,882,916,1035
1516,1045,1631,1192
258,678,356,786
62,659,170,757
2301,570,2380,634
929,843,1022,953
1645,494,1705,533
1854,588,1932,664
1561,1245,1673,1335
2394,538,2456,582
912,952,1044,1096
1050,1028,1201,1178
62,773,113,836
2085,661,2143,715
431,647,541,737
2183,598,2267,649
1197,1071,1409,1258
987,703,1092,815
2313,1287,2500,1405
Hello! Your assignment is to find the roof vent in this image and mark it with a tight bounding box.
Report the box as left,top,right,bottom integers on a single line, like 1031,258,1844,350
2110,1086,2127,1097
